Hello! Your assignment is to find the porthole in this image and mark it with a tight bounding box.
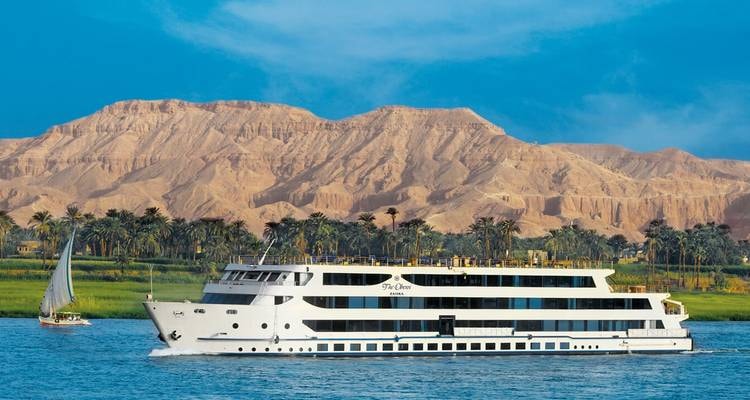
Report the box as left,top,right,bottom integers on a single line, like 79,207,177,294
252,347,256,352
289,348,293,352
595,345,599,349
308,347,312,352
232,323,239,329
284,323,290,329
574,345,578,349
265,348,270,352
238,347,243,352
588,345,592,349
262,323,268,329
278,348,282,352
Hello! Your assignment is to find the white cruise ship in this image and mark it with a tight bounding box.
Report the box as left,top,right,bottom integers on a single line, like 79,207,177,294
145,257,693,355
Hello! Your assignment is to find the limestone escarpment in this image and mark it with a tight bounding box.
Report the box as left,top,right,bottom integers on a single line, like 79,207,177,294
0,99,748,240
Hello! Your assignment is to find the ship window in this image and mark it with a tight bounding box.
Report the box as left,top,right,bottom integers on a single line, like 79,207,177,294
485,343,496,350
457,343,467,351
383,343,393,351
350,344,361,351
427,343,438,351
515,343,526,350
317,344,328,352
470,343,481,351
442,343,452,351
366,343,377,351
531,343,541,350
323,273,390,285
333,344,345,352
399,343,409,351
560,342,570,350
193,308,205,314
413,343,424,351
545,342,555,350
267,272,281,282
500,343,511,350
226,309,237,315
241,271,262,281
201,293,255,305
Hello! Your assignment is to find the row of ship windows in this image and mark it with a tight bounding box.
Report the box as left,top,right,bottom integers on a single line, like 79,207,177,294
226,271,284,282
317,341,583,352
302,319,661,332
303,297,651,310
403,274,595,288
322,273,595,288
237,342,602,353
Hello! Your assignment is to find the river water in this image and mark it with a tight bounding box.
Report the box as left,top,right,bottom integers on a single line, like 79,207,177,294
1,319,748,399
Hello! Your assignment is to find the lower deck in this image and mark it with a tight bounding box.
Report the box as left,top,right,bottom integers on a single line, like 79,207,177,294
168,333,693,356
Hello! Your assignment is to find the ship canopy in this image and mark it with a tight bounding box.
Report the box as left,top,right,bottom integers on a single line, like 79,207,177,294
40,230,76,317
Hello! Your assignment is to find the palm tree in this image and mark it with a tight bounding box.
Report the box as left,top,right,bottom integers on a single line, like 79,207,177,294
469,216,494,260
498,219,521,259
0,211,16,258
357,212,376,255
676,231,688,288
385,208,399,233
62,204,84,230
229,220,247,262
29,211,54,268
264,221,281,244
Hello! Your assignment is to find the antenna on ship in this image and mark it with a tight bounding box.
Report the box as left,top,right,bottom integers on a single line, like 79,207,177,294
258,238,276,266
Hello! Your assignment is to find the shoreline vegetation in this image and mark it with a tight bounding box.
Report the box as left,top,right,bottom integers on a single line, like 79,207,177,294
0,206,748,320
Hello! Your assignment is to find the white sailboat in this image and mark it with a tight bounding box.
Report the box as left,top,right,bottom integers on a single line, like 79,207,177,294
39,230,90,326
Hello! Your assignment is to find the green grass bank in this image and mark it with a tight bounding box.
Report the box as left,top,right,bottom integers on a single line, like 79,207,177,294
0,258,748,320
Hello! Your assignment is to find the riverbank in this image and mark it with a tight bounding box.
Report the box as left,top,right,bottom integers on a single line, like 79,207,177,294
1,258,748,320
0,280,203,318
0,279,748,320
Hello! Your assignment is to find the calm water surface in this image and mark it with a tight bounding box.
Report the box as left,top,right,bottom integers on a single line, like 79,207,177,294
1,319,748,399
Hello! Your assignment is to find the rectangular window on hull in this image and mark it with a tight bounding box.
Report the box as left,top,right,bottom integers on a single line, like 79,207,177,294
457,343,467,351
317,344,328,352
442,343,453,351
530,343,541,350
333,344,345,352
201,293,256,305
545,342,555,350
398,344,409,351
500,343,511,350
427,343,438,351
383,344,393,351
413,343,424,351
350,344,361,351
470,343,481,351
515,343,526,350
485,343,496,350
402,274,595,288
366,343,377,351
323,273,390,286
560,342,570,350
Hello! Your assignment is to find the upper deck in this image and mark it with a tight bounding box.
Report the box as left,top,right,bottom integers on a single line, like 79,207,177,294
237,255,613,270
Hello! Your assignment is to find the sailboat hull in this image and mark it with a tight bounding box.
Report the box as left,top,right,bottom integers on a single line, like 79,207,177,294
39,315,91,327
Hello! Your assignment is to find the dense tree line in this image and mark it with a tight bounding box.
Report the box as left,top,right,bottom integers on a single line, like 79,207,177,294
1,207,748,280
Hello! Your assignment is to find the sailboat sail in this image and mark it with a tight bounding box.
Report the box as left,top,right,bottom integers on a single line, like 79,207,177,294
39,231,75,317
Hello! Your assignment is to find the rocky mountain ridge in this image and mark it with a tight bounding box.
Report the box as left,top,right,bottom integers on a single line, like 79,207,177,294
1,99,748,240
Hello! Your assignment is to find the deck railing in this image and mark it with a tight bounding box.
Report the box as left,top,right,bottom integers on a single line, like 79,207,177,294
236,255,607,269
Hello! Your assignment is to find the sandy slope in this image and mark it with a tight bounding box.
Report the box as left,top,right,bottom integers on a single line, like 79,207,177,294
0,99,748,240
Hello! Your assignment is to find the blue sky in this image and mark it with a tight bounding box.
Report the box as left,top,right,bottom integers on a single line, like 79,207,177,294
1,0,748,159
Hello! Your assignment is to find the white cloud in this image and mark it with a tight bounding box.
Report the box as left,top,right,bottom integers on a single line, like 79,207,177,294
558,84,750,157
158,0,656,77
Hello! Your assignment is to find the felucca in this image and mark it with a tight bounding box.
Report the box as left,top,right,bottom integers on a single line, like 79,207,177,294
39,230,90,326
